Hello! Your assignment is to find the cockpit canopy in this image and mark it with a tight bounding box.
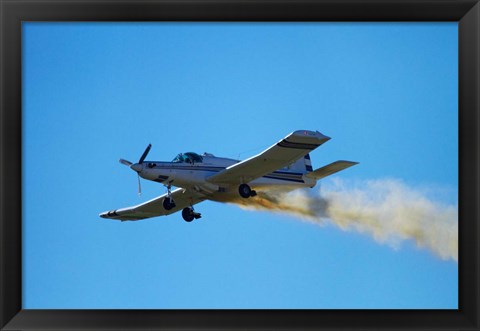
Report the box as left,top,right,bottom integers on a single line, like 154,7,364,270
172,152,203,164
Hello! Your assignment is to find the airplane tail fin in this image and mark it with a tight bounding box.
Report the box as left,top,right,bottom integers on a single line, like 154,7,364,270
305,160,358,180
286,154,314,173
304,154,313,172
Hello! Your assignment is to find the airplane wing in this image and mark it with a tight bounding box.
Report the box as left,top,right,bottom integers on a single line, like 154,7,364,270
206,130,330,185
99,188,205,221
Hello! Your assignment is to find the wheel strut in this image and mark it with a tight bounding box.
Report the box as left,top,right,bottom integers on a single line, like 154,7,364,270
166,182,172,197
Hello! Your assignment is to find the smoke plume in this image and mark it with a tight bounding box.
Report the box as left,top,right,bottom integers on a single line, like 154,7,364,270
228,178,458,262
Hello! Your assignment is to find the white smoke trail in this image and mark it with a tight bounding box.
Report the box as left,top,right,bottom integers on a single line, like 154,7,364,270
228,178,458,262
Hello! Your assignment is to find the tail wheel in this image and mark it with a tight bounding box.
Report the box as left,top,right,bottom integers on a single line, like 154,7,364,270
163,197,176,210
182,207,195,222
239,183,252,198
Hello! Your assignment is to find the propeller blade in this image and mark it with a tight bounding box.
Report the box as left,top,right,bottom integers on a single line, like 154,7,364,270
137,174,142,196
138,144,152,164
119,159,133,166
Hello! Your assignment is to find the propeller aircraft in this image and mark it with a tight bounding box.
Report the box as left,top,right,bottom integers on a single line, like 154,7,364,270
100,130,358,222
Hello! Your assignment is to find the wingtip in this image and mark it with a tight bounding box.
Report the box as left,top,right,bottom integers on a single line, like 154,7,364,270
315,130,331,141
337,160,359,166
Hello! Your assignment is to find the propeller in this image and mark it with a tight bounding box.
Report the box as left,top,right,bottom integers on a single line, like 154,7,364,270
137,173,142,196
139,144,152,164
119,159,132,166
118,144,152,196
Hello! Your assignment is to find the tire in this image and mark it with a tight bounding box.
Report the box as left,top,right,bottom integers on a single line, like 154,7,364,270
163,197,175,210
238,183,252,198
182,207,195,222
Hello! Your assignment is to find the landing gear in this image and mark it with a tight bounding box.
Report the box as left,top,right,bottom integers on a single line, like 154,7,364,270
239,183,257,198
162,183,176,210
239,184,251,198
163,197,176,210
182,207,201,222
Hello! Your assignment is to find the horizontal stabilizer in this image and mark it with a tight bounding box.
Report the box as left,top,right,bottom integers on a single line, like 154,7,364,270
305,160,358,180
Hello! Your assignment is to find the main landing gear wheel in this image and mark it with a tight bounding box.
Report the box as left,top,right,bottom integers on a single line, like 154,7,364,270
162,183,176,210
182,207,201,222
239,184,257,198
163,197,176,210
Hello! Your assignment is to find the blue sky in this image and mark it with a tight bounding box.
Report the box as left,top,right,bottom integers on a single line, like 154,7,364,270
22,22,457,309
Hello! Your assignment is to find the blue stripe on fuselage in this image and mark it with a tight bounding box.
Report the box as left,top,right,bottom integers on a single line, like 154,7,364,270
150,164,304,183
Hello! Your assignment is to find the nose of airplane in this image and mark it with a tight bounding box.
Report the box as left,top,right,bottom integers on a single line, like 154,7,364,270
130,163,143,173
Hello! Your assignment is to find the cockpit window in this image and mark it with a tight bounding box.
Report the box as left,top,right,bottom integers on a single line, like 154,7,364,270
171,152,203,164
172,154,183,163
184,152,203,163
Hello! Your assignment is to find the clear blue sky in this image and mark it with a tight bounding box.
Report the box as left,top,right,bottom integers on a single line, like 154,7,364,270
22,22,457,309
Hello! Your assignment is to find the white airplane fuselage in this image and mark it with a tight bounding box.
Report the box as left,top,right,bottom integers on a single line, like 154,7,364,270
136,154,316,202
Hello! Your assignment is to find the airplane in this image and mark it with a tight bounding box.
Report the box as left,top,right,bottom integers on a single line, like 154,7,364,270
99,130,358,222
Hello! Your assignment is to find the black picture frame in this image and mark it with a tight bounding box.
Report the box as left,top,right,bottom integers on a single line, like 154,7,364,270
1,0,478,330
